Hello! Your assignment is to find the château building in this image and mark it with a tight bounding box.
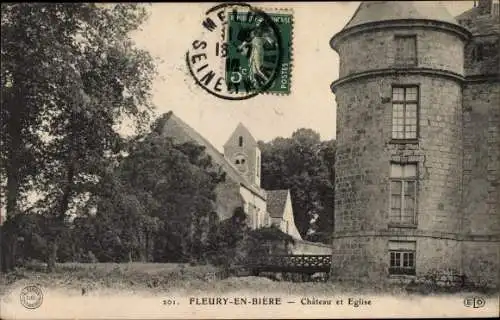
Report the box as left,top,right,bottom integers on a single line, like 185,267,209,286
330,0,499,286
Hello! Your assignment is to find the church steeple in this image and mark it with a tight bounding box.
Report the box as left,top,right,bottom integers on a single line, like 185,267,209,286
223,123,261,187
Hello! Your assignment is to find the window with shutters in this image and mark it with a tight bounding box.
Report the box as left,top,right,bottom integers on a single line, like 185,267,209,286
389,241,416,275
389,163,417,226
395,35,417,66
392,86,418,141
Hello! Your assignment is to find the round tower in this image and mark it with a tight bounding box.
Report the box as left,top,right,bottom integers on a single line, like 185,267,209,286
330,1,471,281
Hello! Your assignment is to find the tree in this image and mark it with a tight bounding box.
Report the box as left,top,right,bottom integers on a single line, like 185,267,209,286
85,114,225,263
1,3,157,271
259,129,336,242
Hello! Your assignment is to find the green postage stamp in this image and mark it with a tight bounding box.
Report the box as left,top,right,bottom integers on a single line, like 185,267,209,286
224,8,293,95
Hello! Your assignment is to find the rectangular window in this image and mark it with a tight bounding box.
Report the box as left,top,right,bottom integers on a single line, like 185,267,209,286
256,155,260,177
390,163,417,225
389,241,416,275
392,86,418,140
395,35,417,66
254,206,259,229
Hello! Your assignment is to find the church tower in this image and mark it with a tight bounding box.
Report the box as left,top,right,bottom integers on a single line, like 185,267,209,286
330,1,472,281
223,123,262,187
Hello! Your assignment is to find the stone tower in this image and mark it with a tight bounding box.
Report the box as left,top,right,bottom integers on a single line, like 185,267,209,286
330,1,474,281
223,123,262,187
456,0,500,286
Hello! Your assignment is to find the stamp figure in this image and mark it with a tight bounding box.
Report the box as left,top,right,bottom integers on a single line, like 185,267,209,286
225,9,293,95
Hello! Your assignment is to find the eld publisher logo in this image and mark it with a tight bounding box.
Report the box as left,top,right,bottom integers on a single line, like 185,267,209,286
464,296,486,308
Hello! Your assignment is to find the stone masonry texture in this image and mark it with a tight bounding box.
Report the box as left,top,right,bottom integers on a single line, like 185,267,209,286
331,3,499,287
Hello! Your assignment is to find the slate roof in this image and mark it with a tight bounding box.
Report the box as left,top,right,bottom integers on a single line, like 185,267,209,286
343,1,463,31
160,112,266,199
455,7,500,35
266,189,289,218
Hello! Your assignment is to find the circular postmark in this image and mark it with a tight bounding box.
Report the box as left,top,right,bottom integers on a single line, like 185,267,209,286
20,285,43,309
186,2,287,100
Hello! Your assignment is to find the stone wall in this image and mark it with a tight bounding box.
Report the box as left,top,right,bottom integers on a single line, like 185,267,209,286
240,186,267,229
330,4,499,287
330,236,384,280
288,240,333,255
334,75,463,235
214,179,244,221
336,28,464,78
331,236,463,282
464,34,499,76
460,80,500,288
462,241,500,287
462,82,500,235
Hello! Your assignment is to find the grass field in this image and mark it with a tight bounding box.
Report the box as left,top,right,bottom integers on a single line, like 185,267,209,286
1,263,498,320
0,262,496,297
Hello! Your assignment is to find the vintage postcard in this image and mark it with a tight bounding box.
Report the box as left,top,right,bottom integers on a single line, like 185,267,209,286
1,1,499,319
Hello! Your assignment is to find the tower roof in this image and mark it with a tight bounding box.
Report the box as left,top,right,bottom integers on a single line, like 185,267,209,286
331,1,471,50
343,1,462,31
223,122,258,148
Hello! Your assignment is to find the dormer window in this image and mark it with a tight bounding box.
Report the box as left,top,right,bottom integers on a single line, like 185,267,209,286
239,136,243,147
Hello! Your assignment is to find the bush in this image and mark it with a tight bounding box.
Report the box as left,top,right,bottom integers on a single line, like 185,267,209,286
205,208,295,273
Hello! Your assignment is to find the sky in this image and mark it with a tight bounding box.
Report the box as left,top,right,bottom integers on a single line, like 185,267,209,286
131,1,475,151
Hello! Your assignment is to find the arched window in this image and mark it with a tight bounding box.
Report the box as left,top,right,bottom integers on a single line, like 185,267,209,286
235,159,240,164
241,159,245,164
238,136,243,147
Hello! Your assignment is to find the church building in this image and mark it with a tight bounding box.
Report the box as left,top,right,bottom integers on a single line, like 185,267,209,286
160,111,302,240
330,1,499,286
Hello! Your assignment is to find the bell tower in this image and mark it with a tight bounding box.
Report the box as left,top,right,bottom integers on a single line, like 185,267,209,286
223,123,261,187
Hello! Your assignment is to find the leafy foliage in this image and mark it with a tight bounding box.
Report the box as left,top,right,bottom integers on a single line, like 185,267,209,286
60,116,225,263
258,129,336,242
204,207,296,273
1,3,157,271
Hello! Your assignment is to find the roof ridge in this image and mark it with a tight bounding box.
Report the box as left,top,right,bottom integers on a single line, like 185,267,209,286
163,112,266,199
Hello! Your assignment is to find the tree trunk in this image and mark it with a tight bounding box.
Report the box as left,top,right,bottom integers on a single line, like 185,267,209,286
3,81,24,272
144,229,149,262
46,112,77,272
47,237,58,272
1,230,16,273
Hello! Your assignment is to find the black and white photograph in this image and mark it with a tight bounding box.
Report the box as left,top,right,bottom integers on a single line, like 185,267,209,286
0,1,499,319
